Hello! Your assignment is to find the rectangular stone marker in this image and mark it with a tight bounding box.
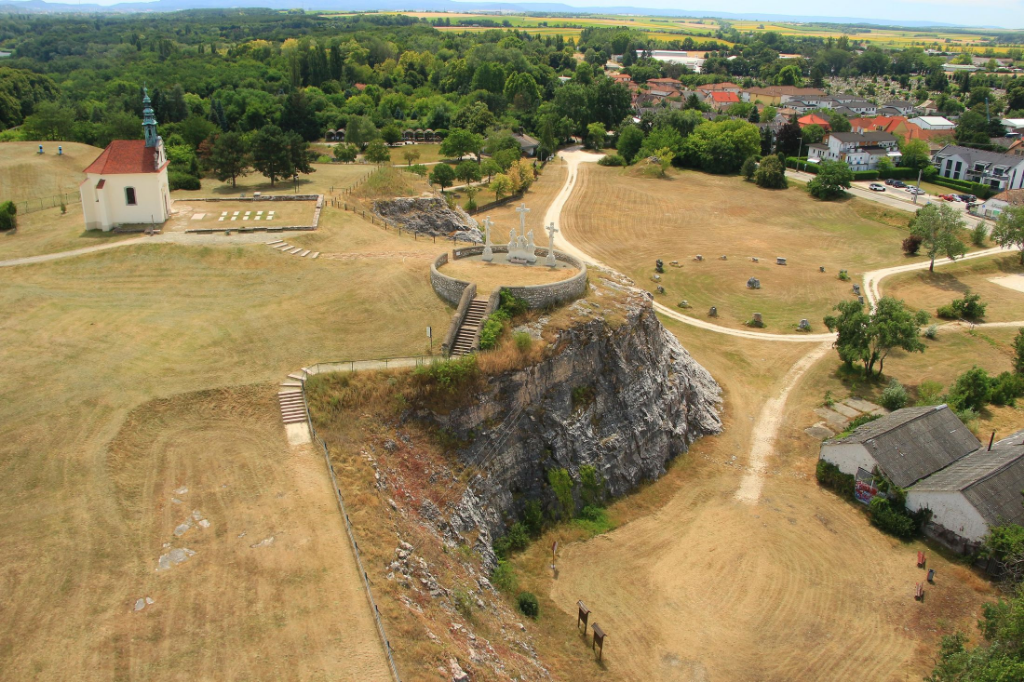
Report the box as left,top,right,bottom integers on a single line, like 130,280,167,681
218,217,225,222
266,215,273,220
243,216,249,220
231,217,237,221
255,216,261,220
776,257,787,265
269,210,275,215
233,212,240,216
221,212,228,216
244,211,251,216
257,211,264,215
191,213,205,220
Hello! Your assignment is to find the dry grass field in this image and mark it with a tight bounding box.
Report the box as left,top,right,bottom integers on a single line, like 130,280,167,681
882,253,1024,324
482,161,568,238
0,202,136,260
0,141,101,203
168,199,318,231
560,164,917,333
171,162,375,200
509,317,996,682
0,207,452,679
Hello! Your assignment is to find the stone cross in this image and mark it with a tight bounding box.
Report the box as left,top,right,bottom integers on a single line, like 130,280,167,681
545,222,559,267
516,203,530,237
481,216,494,262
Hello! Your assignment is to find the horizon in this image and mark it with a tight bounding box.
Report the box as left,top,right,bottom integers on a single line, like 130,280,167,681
5,0,1024,31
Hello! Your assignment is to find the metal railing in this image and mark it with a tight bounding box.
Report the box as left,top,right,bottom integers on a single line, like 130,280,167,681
301,383,403,682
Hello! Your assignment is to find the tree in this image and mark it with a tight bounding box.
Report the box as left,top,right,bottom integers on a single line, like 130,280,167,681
616,125,644,164
993,205,1024,265
178,114,216,150
801,124,826,146
955,110,991,146
948,367,992,412
380,123,402,146
685,119,761,174
455,160,481,185
0,200,16,232
22,101,74,140
1014,329,1024,375
901,138,932,170
334,143,358,162
206,131,250,188
481,158,501,183
912,203,968,272
808,160,853,200
440,128,483,161
345,115,378,150
585,122,606,150
747,107,760,123
742,155,758,181
775,120,803,157
280,91,320,141
490,173,513,201
251,125,292,186
429,163,455,191
364,140,391,164
754,155,787,189
776,64,804,86
824,297,927,377
402,148,420,167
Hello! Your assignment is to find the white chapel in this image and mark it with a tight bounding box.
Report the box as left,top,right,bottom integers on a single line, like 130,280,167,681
80,89,172,231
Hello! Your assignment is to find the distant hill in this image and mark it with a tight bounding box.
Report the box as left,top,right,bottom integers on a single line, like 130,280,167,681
0,0,975,29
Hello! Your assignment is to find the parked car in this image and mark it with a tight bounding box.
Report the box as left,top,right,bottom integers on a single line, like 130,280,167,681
958,194,977,203
939,194,958,201
891,180,907,188
906,187,926,195
869,183,886,192
884,178,897,186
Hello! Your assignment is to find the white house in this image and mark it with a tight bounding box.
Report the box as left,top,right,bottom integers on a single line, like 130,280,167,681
819,405,980,490
80,90,171,231
906,431,1024,551
806,131,901,171
982,188,1024,217
648,50,704,73
908,116,955,131
882,100,915,116
932,144,1024,191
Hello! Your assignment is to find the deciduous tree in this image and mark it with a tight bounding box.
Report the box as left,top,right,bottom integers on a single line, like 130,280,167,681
912,203,968,272
206,131,250,188
429,162,455,191
993,204,1024,265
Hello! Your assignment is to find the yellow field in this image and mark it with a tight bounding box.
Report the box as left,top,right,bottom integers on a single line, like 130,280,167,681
0,204,452,679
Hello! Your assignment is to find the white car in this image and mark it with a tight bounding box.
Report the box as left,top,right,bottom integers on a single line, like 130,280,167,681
868,183,886,192
905,187,926,196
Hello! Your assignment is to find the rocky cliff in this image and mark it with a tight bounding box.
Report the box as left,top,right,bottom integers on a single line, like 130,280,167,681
373,197,482,242
424,281,722,563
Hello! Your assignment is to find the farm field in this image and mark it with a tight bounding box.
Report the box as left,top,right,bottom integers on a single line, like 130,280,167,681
0,202,135,260
560,164,917,333
509,316,996,681
0,141,100,205
0,207,452,679
882,252,1024,324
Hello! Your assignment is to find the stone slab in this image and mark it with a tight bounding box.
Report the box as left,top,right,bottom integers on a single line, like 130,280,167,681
830,402,862,419
814,407,850,431
843,398,885,415
805,424,836,439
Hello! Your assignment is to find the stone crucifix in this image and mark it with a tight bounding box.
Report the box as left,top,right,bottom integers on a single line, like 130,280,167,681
515,203,530,238
481,216,494,262
545,221,559,267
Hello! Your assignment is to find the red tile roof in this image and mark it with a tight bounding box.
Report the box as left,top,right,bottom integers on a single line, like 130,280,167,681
84,140,163,175
709,91,740,103
798,113,831,130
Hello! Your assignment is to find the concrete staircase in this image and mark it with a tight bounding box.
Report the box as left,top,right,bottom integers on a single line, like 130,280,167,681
451,297,488,357
278,388,307,425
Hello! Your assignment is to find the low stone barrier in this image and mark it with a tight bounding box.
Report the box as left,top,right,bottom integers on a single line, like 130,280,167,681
430,246,588,310
442,283,478,356
184,194,324,234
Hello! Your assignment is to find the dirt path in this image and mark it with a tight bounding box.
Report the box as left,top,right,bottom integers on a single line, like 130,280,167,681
0,235,145,267
864,245,1009,309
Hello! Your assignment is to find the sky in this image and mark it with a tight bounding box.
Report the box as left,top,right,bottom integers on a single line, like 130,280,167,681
23,0,1024,29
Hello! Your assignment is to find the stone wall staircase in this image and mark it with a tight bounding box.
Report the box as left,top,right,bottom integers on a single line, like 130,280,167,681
450,297,488,357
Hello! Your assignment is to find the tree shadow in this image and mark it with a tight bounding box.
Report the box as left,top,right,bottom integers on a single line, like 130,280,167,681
916,271,968,295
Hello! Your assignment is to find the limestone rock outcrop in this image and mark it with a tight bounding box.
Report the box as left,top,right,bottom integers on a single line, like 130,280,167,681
373,197,481,242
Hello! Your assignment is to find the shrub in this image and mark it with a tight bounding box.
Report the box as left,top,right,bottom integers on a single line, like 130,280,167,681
478,314,506,350
923,324,938,340
492,560,519,593
837,270,850,281
168,171,200,190
547,468,574,520
517,591,539,619
971,221,988,247
412,355,479,394
523,499,544,537
954,406,979,426
916,380,944,405
453,588,474,618
902,234,923,256
492,521,529,559
0,200,16,231
816,460,855,498
334,143,358,162
514,332,532,352
316,154,332,164
839,413,881,437
990,371,1024,407
597,154,626,167
579,464,604,507
405,163,428,176
880,378,909,411
1015,329,1024,375
574,505,615,535
937,290,986,321
948,366,992,412
741,155,758,181
868,496,917,539
754,155,787,189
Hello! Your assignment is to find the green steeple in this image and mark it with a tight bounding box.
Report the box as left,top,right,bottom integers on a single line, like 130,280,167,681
142,87,159,148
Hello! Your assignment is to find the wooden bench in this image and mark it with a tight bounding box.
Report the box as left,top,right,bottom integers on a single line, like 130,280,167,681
577,600,590,631
915,583,924,601
927,569,935,584
917,551,926,568
592,622,606,661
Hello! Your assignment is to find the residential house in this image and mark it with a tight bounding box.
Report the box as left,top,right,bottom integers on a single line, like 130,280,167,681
909,116,955,131
512,133,540,157
981,188,1024,217
704,91,740,110
883,100,916,116
785,99,819,114
798,113,831,131
1000,118,1024,132
80,89,171,232
932,144,1024,190
807,131,901,171
646,77,685,93
849,115,950,144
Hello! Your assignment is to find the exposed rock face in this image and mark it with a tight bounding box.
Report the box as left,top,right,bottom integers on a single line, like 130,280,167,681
428,285,722,565
373,197,481,242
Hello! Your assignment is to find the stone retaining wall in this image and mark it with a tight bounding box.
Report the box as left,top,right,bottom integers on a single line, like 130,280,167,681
430,246,588,310
186,194,321,202
442,283,478,356
430,252,472,307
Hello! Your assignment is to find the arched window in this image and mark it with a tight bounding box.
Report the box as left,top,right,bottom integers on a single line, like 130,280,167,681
125,187,137,206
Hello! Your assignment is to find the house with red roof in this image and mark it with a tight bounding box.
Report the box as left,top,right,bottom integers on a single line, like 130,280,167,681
705,91,740,110
797,113,831,131
80,89,171,231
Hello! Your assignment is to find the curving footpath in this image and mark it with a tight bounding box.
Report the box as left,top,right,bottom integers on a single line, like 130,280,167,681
547,148,1017,503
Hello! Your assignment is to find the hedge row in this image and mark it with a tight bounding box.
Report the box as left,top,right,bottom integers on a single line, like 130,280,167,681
929,177,996,200
785,158,819,174
816,460,855,499
851,170,880,181
876,167,918,180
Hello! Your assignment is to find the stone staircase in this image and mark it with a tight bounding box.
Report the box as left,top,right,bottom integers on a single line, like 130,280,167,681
450,297,488,357
278,375,308,425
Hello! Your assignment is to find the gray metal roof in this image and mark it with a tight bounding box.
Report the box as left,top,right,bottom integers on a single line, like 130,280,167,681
913,430,1024,527
826,405,980,488
934,144,1024,169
